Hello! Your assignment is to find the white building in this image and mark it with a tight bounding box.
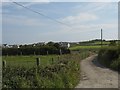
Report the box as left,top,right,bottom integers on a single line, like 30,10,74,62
59,42,70,48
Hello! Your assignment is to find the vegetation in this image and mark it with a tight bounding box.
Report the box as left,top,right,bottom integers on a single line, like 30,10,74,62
2,42,70,56
3,55,59,68
3,39,119,89
69,45,101,51
2,52,91,89
98,46,120,72
70,40,119,51
78,39,108,46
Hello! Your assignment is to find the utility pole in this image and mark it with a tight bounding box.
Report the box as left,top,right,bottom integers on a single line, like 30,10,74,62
101,29,103,47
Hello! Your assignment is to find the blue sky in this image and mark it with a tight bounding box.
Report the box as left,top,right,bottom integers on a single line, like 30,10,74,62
2,2,118,44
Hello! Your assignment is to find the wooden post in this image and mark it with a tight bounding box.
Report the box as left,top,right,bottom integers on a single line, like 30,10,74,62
34,51,36,55
59,49,62,55
36,58,40,66
21,52,22,56
3,60,6,68
47,51,49,55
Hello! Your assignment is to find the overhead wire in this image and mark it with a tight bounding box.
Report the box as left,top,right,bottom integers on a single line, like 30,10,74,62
12,2,71,28
12,2,100,33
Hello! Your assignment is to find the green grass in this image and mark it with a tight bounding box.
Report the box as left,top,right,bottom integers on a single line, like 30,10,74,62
69,45,102,51
2,50,94,88
94,41,110,45
2,55,60,68
2,52,92,88
2,54,82,88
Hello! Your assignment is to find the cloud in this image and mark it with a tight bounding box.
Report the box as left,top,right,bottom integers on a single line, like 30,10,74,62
21,2,49,7
1,0,119,2
2,0,51,2
61,13,98,25
35,22,117,43
3,15,47,27
2,2,118,44
73,2,117,15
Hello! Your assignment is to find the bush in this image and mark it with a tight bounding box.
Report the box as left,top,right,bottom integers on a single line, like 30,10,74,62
98,46,120,71
110,56,120,71
2,47,70,56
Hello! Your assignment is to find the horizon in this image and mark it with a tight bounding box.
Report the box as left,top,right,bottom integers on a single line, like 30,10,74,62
2,2,118,45
2,39,119,45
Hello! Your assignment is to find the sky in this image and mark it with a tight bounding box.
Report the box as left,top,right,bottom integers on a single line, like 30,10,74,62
1,1,118,44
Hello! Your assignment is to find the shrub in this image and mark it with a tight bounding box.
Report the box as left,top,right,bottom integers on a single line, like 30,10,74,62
98,46,120,71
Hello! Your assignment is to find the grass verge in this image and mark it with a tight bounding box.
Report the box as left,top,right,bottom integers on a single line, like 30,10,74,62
98,46,120,72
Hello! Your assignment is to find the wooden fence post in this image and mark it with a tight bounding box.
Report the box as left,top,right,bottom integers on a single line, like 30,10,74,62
3,60,6,68
59,49,62,55
47,51,49,55
36,58,40,66
21,52,22,56
34,51,36,55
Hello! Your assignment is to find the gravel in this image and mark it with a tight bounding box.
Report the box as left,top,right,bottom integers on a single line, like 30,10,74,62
76,55,118,88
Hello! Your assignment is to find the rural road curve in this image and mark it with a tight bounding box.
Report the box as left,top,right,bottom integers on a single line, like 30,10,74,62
76,55,118,88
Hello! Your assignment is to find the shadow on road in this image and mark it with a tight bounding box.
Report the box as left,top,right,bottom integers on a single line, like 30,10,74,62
91,56,106,69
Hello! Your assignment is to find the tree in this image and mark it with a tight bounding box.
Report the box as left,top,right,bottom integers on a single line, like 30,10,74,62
47,42,54,46
54,43,60,49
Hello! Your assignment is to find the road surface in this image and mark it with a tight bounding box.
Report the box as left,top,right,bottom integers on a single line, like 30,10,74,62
76,55,118,88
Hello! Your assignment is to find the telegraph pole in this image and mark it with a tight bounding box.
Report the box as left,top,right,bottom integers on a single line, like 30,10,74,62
101,29,103,47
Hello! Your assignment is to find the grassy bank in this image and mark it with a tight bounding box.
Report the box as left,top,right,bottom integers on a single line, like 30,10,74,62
98,46,120,72
2,53,91,88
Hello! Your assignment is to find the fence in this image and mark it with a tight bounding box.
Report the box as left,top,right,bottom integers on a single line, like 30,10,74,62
2,55,63,69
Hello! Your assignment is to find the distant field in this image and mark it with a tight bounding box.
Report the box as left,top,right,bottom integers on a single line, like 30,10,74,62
94,41,110,45
69,45,102,51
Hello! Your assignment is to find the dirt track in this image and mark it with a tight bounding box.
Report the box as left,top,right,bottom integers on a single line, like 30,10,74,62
76,55,118,88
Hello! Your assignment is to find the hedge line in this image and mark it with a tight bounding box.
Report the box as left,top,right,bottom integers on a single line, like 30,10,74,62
98,46,120,72
2,47,70,56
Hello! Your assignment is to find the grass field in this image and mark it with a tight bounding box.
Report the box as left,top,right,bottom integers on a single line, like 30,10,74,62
2,52,92,88
2,55,60,68
69,45,102,51
94,41,110,45
2,50,92,68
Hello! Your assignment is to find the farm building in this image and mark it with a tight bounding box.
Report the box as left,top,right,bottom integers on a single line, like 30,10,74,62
59,42,70,48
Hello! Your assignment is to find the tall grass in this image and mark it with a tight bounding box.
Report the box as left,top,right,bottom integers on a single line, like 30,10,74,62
98,46,120,72
2,54,85,89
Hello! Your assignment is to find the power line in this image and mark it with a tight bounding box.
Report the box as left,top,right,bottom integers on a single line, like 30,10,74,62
12,2,100,33
12,2,71,28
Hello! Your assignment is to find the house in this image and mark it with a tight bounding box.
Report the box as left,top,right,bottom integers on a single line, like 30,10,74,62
2,44,9,48
12,45,20,48
59,42,70,48
2,44,20,48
